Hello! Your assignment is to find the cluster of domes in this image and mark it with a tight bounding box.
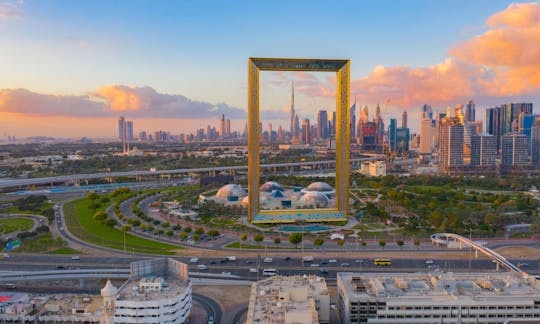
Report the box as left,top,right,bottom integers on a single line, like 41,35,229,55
216,184,247,199
305,182,334,192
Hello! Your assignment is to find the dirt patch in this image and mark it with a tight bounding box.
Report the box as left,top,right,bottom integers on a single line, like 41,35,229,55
494,246,540,259
193,285,251,311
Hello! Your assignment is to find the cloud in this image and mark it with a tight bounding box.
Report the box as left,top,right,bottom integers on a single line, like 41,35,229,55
293,2,540,109
0,86,247,119
0,1,22,19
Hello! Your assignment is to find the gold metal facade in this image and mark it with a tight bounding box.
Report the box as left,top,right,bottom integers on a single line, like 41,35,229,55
247,58,350,223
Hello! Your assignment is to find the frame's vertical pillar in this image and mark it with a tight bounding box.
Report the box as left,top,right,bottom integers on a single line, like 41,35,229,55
248,59,260,222
336,61,350,217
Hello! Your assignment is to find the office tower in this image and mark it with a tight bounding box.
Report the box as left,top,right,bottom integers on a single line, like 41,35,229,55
226,119,231,137
389,119,397,151
290,82,295,136
359,122,377,151
501,133,528,166
293,115,300,140
317,110,329,139
218,114,226,138
301,118,310,144
350,99,356,143
330,111,337,136
532,119,540,166
471,134,496,167
465,100,475,122
139,131,147,141
422,104,432,119
439,117,464,173
126,121,134,141
337,272,540,324
396,127,409,153
420,118,433,154
118,116,126,140
401,110,407,129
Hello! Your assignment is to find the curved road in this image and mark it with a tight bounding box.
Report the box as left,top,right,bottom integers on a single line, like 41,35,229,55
192,293,222,324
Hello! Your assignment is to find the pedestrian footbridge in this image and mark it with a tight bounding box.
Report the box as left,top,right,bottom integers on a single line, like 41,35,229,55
431,233,529,277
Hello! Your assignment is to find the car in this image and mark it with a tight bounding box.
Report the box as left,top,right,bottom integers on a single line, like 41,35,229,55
340,263,350,267
263,257,272,263
518,262,529,267
189,257,199,263
221,271,231,275
219,259,227,263
209,260,217,264
284,257,291,261
208,315,214,324
320,260,328,265
427,264,438,270
425,260,434,264
328,259,337,263
250,268,258,273
56,266,67,270
71,256,80,260
245,260,256,264
320,267,328,274
330,304,337,310
310,263,320,267
355,259,364,263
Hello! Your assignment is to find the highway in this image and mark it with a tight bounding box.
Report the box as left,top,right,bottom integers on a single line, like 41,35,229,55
0,157,381,189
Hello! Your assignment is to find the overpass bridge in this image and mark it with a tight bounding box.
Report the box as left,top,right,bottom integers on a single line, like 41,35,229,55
0,156,383,189
431,233,529,277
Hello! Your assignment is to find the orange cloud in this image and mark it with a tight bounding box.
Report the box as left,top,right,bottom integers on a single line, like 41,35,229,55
96,85,153,112
487,2,540,27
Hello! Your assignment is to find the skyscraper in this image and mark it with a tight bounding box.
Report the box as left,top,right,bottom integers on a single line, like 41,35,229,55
218,114,226,138
501,133,528,167
439,117,464,174
317,110,329,140
118,116,126,141
389,119,397,151
471,134,496,167
531,119,540,166
290,82,295,137
401,110,407,129
301,118,310,144
465,100,475,122
350,99,356,143
126,121,134,141
420,118,433,154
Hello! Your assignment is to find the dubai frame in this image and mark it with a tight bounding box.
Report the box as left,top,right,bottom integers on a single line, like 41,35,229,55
247,58,350,224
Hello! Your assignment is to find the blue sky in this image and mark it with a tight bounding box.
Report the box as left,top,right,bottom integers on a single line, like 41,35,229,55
1,0,539,136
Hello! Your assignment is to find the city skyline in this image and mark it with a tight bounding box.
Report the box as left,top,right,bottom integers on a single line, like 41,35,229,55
2,1,540,137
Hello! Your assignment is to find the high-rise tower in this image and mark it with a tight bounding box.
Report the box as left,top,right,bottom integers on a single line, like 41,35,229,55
401,110,408,129
290,81,295,137
350,98,356,142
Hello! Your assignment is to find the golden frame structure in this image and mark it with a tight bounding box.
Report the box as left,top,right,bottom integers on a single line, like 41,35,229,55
248,57,350,223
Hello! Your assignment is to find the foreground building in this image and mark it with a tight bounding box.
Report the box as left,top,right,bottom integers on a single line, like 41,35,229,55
337,272,540,324
246,275,330,324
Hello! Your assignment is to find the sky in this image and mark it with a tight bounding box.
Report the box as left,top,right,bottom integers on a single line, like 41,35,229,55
1,0,540,137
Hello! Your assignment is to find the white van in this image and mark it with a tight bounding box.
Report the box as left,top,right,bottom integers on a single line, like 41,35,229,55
71,256,80,260
250,268,258,273
263,257,273,263
197,265,208,270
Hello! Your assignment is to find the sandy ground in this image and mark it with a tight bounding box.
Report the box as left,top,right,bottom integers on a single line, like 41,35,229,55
494,246,540,258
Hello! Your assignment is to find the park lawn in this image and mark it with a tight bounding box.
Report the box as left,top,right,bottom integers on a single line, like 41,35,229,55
225,242,296,249
48,247,82,254
64,198,180,255
2,202,53,216
14,233,65,253
0,218,34,234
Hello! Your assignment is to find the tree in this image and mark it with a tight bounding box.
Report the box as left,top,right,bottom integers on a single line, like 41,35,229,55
121,224,131,232
87,192,99,201
162,222,170,228
195,227,205,235
241,234,248,241
274,238,281,245
183,227,192,233
192,234,200,242
378,240,386,249
313,238,325,248
157,229,164,235
207,229,220,238
288,233,303,246
414,239,421,249
396,239,404,250
93,211,107,221
254,234,264,244
166,230,174,238
337,239,344,247
360,240,367,248
179,232,188,240
105,218,117,227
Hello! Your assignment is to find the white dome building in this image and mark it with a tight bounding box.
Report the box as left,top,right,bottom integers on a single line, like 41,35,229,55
260,181,284,192
216,184,247,200
297,191,330,208
302,182,335,198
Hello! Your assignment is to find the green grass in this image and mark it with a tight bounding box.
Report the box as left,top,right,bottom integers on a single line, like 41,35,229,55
48,247,82,254
0,218,34,234
14,233,66,253
2,203,54,215
225,242,297,249
63,198,181,255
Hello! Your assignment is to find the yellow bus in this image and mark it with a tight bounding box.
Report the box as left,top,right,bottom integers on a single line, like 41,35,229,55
373,258,391,266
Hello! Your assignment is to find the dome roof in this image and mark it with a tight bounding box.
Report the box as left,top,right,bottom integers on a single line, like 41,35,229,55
240,196,250,206
298,191,329,207
305,182,334,192
216,184,247,199
101,279,118,297
260,181,284,192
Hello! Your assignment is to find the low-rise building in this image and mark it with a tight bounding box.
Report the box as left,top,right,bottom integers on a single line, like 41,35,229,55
246,275,330,324
337,272,540,324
